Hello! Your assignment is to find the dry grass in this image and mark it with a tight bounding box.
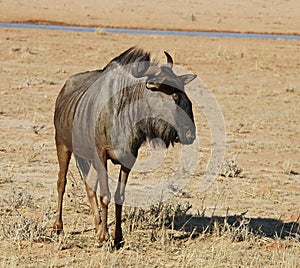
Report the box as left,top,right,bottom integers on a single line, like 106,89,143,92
0,189,55,243
0,188,299,267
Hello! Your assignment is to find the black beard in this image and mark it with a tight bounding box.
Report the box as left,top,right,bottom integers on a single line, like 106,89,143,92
147,118,179,148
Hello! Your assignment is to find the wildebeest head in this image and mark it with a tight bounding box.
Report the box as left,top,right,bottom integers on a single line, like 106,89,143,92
131,51,197,146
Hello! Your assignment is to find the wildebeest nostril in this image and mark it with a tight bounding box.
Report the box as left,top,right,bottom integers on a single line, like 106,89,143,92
185,129,195,141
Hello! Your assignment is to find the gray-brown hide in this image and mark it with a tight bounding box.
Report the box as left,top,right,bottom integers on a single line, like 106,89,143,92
53,47,197,248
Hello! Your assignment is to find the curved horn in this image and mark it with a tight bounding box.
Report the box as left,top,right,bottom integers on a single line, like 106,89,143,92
164,51,173,68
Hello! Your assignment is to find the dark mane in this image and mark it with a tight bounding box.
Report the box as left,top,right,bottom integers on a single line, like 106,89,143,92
109,47,151,66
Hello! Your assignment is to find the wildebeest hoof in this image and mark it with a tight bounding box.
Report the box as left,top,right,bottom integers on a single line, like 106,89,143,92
114,237,125,250
53,220,63,234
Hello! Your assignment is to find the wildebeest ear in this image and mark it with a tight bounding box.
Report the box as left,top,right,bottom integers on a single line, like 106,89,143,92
180,74,197,85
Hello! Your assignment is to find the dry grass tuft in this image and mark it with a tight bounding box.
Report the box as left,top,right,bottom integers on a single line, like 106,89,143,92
0,189,55,243
0,211,54,242
3,189,35,209
221,158,243,178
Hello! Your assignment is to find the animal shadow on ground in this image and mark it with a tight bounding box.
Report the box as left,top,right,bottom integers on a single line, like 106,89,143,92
123,203,299,243
170,213,300,241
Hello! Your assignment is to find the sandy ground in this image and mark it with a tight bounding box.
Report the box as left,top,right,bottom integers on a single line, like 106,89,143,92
0,1,300,267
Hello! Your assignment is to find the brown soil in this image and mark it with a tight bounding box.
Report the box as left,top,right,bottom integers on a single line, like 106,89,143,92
0,1,299,267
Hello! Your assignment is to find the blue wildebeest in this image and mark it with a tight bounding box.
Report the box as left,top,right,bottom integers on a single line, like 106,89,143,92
53,47,197,248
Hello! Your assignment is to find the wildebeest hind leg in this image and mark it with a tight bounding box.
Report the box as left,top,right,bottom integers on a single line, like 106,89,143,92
53,136,71,234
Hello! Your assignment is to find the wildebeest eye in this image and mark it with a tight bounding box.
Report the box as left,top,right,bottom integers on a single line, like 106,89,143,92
172,92,180,102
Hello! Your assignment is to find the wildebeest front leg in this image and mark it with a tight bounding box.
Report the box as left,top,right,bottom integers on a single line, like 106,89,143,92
53,137,72,233
114,166,130,248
